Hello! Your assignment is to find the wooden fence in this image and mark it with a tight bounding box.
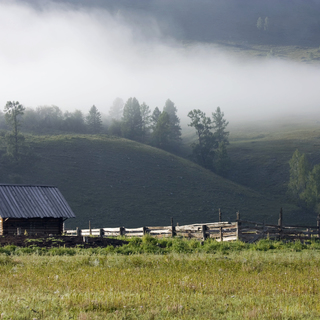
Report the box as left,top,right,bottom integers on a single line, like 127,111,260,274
65,221,238,242
64,210,320,243
239,209,320,243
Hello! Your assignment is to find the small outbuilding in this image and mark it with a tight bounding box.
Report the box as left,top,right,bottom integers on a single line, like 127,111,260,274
0,184,76,235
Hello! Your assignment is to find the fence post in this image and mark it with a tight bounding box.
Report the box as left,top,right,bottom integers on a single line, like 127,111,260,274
171,218,176,237
236,211,241,241
236,211,240,224
202,225,207,241
278,208,283,240
89,220,92,236
99,228,104,238
317,214,320,238
76,227,81,237
219,208,222,223
143,226,148,235
220,226,223,242
119,226,125,237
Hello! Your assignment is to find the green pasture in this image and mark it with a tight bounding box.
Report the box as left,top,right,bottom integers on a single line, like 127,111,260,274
1,238,320,319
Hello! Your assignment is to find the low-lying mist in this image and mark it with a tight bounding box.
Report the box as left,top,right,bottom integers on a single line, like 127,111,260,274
1,1,320,124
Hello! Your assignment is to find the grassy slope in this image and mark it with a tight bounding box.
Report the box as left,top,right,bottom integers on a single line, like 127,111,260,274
1,134,287,229
215,42,320,64
226,116,320,224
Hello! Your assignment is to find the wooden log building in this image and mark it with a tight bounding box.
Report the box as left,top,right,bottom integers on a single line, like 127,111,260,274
0,184,76,235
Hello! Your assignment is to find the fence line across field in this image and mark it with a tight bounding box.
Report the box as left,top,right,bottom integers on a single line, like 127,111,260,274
64,209,320,243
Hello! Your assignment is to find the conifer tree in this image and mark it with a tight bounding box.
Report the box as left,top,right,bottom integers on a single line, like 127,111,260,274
212,107,229,146
86,105,102,133
163,99,181,148
122,97,142,141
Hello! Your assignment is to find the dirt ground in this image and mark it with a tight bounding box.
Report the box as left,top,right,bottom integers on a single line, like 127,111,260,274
0,235,128,248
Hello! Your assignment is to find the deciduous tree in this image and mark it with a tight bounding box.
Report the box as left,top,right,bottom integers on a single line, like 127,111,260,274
109,97,124,121
188,109,215,169
151,111,171,149
140,102,151,142
257,17,263,30
4,101,25,161
63,110,86,133
300,164,320,211
288,149,309,200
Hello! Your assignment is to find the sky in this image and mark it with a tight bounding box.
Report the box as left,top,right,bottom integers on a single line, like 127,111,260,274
1,0,320,123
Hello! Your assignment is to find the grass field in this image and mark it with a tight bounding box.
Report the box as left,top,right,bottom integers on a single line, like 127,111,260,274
217,42,320,64
0,134,289,229
226,116,320,224
1,238,320,319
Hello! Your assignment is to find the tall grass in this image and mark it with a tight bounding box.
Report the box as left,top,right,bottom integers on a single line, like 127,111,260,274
2,236,320,256
0,238,320,319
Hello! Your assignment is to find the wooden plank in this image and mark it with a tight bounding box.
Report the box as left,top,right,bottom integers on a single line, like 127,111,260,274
215,236,237,242
176,226,202,232
125,227,144,232
282,225,319,229
150,230,171,235
103,228,122,232
146,226,171,230
125,232,144,237
103,232,120,236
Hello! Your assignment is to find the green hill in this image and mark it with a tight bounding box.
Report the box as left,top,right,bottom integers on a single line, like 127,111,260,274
226,116,320,224
0,134,291,229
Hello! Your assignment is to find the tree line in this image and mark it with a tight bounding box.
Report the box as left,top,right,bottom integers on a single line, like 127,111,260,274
2,99,230,176
109,98,230,175
288,149,320,213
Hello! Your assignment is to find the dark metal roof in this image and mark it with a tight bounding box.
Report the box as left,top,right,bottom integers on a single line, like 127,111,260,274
0,185,76,219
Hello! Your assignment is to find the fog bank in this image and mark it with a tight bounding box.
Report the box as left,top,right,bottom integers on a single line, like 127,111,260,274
1,1,320,122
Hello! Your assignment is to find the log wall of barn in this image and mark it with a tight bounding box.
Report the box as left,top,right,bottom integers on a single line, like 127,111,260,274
1,218,63,235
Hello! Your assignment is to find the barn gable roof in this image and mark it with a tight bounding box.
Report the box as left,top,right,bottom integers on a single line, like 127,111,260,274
0,184,76,219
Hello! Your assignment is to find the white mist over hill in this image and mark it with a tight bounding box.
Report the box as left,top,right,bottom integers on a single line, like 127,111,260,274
1,1,320,122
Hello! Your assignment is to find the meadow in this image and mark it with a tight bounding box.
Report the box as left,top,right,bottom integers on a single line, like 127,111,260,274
0,134,285,229
1,237,320,319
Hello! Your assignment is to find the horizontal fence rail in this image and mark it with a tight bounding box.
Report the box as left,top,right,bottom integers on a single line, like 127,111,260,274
64,210,320,243
65,221,238,242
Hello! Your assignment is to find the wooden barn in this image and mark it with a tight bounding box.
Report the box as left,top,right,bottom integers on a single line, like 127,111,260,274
0,184,76,235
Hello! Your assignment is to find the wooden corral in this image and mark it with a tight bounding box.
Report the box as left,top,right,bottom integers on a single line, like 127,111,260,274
66,221,238,242
66,210,320,243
